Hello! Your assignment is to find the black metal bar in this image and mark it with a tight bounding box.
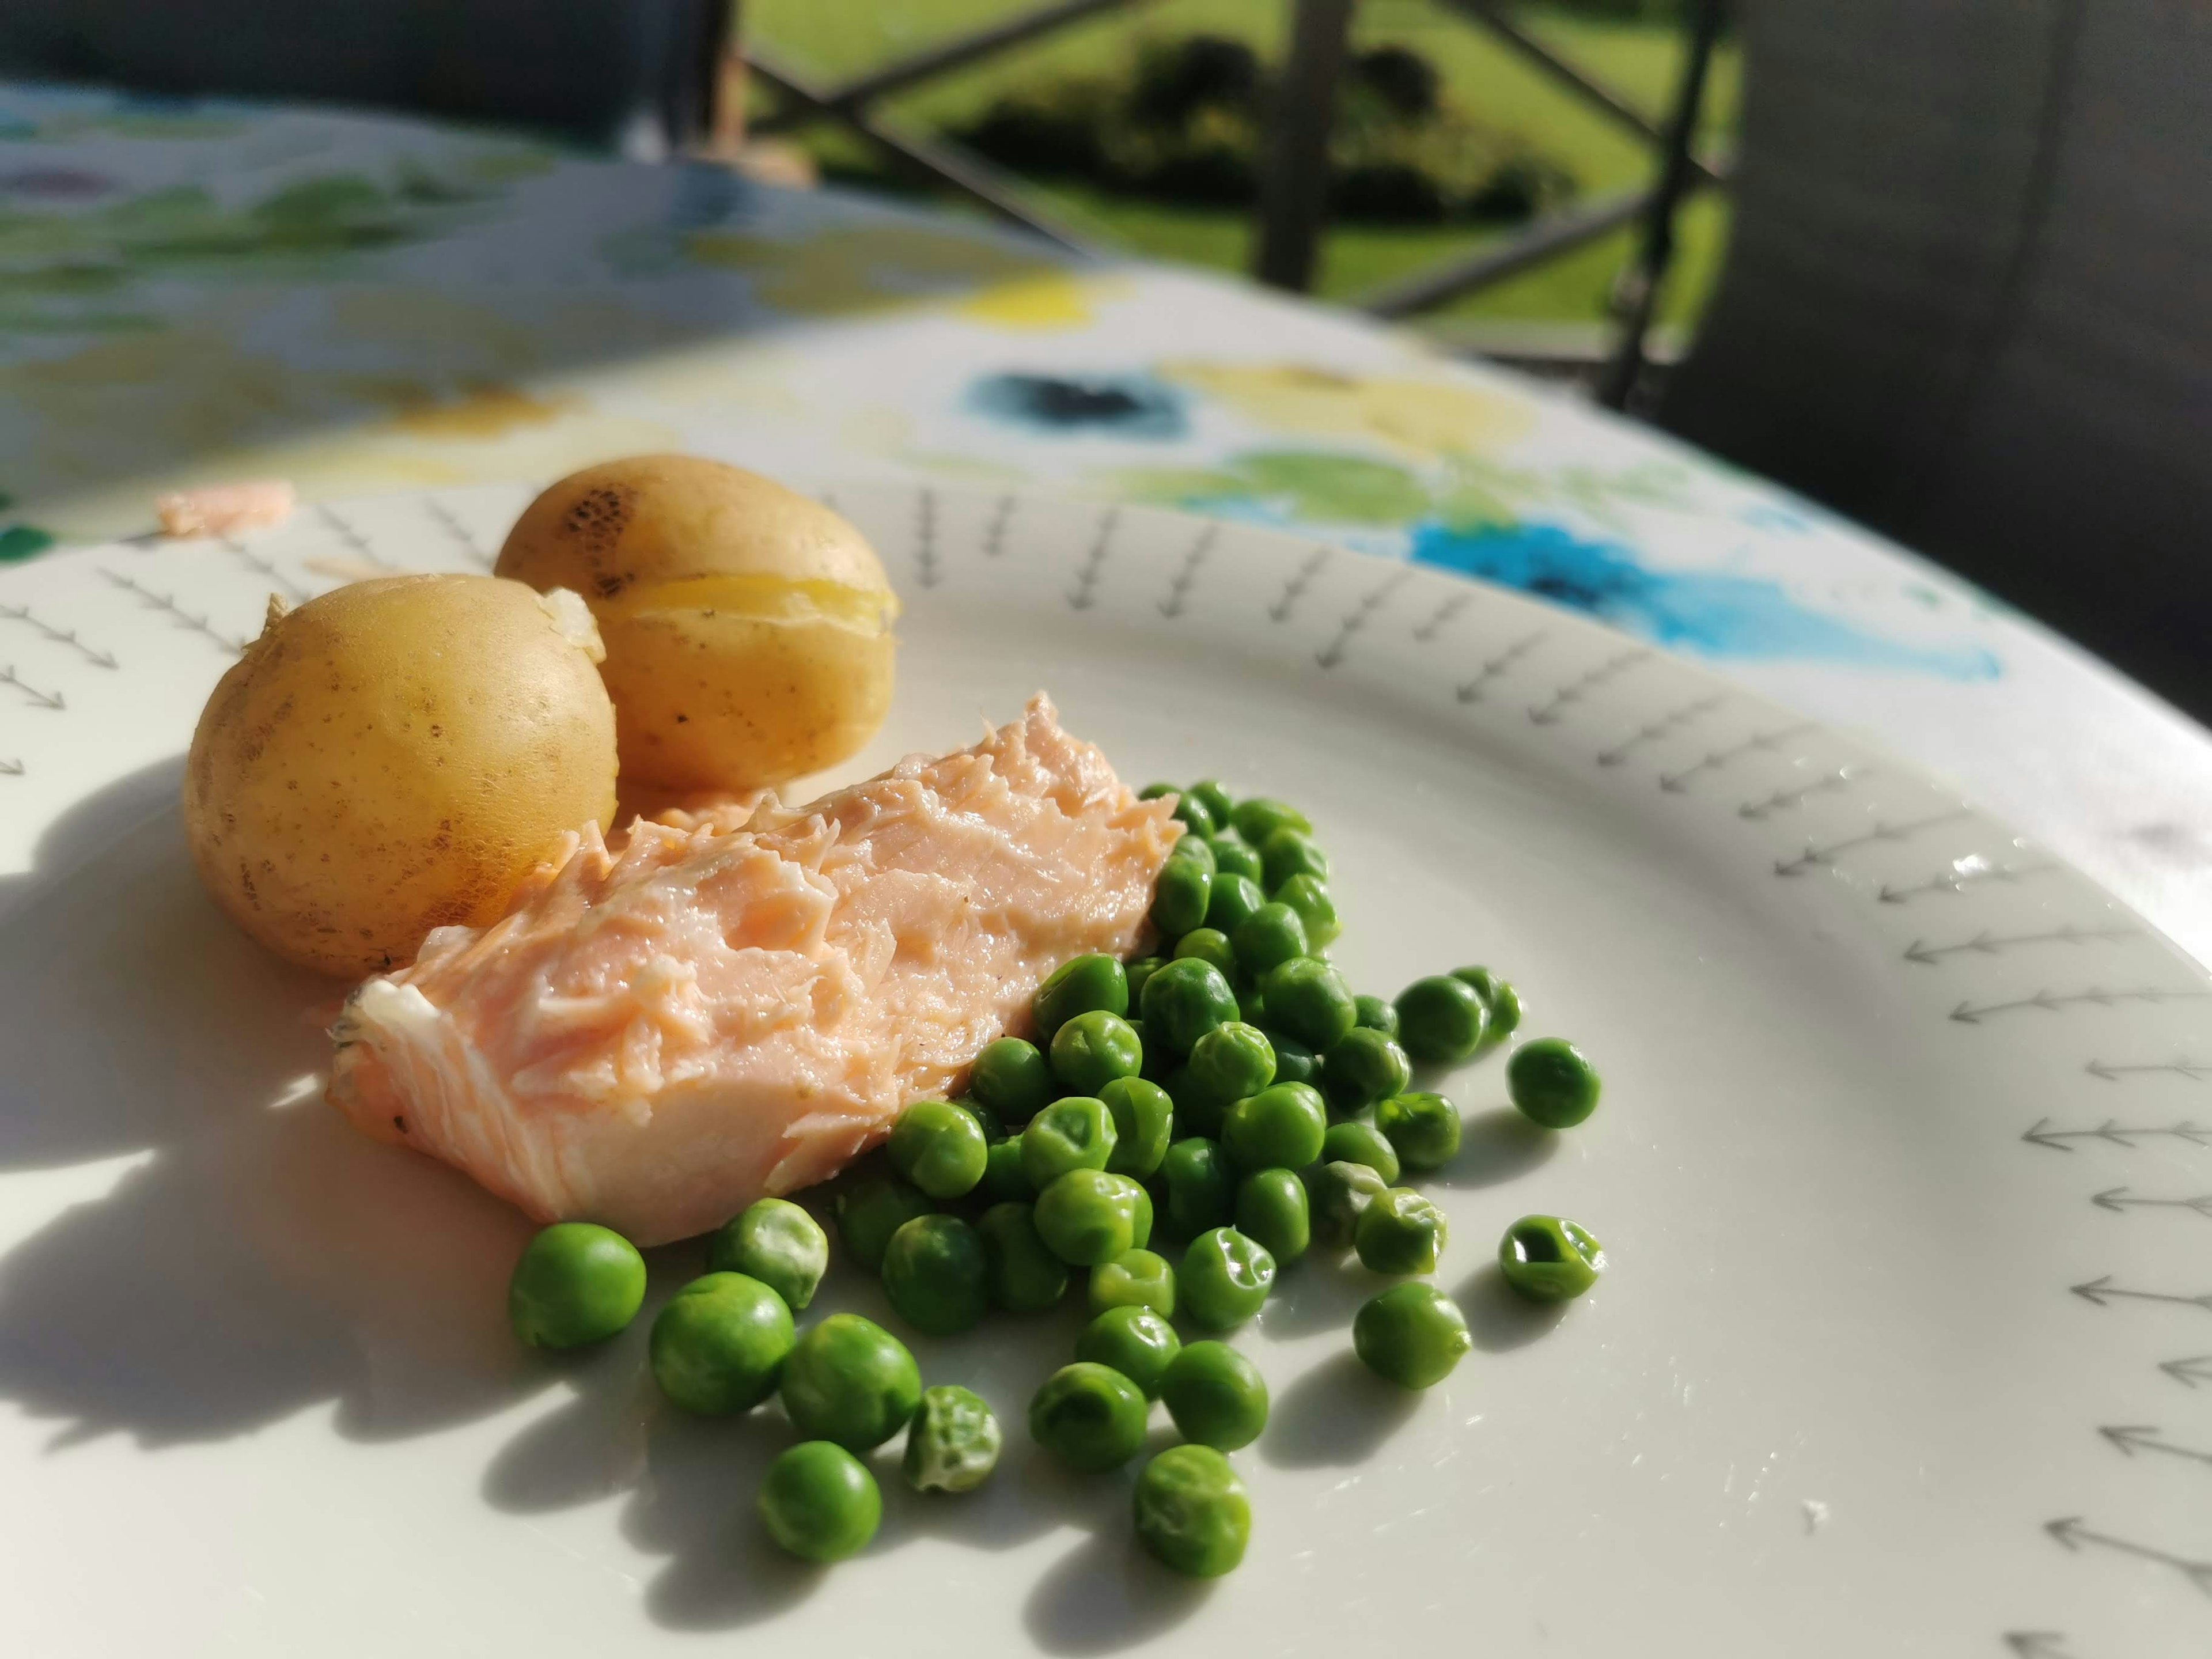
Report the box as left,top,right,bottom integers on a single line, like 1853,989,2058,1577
1431,0,1721,189
1254,0,1355,291
753,0,1152,137
1594,0,1726,409
1357,187,1656,318
745,48,1098,253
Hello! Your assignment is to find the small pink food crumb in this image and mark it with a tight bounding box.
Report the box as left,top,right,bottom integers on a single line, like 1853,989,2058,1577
156,480,296,539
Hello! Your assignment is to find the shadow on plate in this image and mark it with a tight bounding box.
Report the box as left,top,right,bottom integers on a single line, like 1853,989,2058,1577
1426,1106,1557,1190
1256,1349,1421,1470
1455,1261,1571,1352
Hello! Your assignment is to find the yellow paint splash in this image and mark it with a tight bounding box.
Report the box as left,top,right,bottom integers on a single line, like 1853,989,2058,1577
953,272,1116,331
1158,361,1534,460
685,226,1059,319
388,383,579,438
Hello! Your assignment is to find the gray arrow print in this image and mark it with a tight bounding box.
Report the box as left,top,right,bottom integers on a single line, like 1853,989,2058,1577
1455,628,1546,704
1594,693,1726,767
1067,508,1120,612
102,569,248,652
2024,1119,2212,1150
0,664,64,710
315,502,395,569
1774,810,1970,877
422,498,494,570
1657,721,1814,793
1952,988,2210,1024
2160,1355,2212,1388
1317,570,1410,669
982,494,1014,558
2071,1275,2212,1313
220,535,313,600
1266,544,1330,624
1527,647,1648,726
1878,861,2056,903
1904,925,2135,965
2086,1058,2212,1082
1738,766,1865,821
2045,1516,2212,1596
2100,1423,2212,1468
1157,524,1217,618
2093,1187,2212,1217
0,603,118,668
1410,588,1472,643
2002,1634,2078,1659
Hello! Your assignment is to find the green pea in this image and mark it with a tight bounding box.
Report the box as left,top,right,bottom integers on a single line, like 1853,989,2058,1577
1166,831,1216,877
1508,1038,1601,1127
1172,792,1219,839
1028,1362,1150,1473
1099,1076,1174,1179
1139,782,1177,801
1179,1226,1277,1328
1160,1340,1268,1453
1259,956,1357,1052
1353,994,1399,1036
1230,796,1310,846
1375,1089,1462,1172
1320,1029,1412,1116
1050,1010,1144,1097
1021,1094,1118,1188
1188,1021,1275,1103
1124,956,1169,1006
975,1201,1069,1313
1499,1214,1606,1301
1354,1282,1472,1389
971,1036,1052,1124
1204,872,1266,937
1300,1159,1389,1256
759,1441,881,1562
1154,1137,1234,1241
978,1135,1033,1204
1035,1169,1150,1266
1260,828,1329,892
1231,902,1309,979
1077,1305,1181,1398
1395,974,1488,1066
1321,1119,1400,1184
960,1097,1005,1145
1266,1029,1320,1087
903,1384,1002,1494
1134,1445,1250,1577
888,1097,990,1199
1140,956,1240,1054
1152,850,1212,936
1172,926,1238,985
1220,1081,1328,1173
1234,1168,1310,1265
881,1214,988,1336
1033,953,1129,1040
1130,1181,1156,1251
1305,1160,1389,1249
1089,1247,1176,1319
647,1272,794,1415
707,1199,830,1313
509,1222,646,1350
1355,1188,1449,1275
1272,873,1340,949
1187,779,1236,827
1237,981,1268,1028
780,1313,922,1451
835,1175,933,1272
1209,834,1265,884
1453,965,1522,1040
1162,1063,1231,1138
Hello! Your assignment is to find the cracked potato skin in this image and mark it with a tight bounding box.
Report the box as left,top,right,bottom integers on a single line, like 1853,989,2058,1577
496,456,898,794
183,575,618,977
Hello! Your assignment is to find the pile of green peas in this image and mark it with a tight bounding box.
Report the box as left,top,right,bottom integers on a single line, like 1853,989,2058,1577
498,777,1612,1581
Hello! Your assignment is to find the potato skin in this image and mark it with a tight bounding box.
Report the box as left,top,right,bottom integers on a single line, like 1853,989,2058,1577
183,575,618,977
497,456,897,793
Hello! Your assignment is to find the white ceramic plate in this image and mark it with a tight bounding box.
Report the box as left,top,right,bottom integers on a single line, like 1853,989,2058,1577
1,483,2207,1658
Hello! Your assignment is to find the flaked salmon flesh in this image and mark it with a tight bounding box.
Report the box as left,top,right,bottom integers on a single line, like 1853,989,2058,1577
327,696,1177,1245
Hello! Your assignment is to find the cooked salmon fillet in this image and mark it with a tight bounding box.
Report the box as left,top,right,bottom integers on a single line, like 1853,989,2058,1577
327,696,1177,1245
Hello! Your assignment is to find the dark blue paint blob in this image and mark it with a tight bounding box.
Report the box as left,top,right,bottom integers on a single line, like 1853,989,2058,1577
967,373,1187,439
1410,520,2000,679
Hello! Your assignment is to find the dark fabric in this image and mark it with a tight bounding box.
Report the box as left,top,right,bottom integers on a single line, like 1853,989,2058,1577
1661,0,2212,711
0,0,727,150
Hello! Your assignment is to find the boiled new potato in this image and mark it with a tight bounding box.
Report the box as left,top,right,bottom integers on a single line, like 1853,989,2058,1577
184,575,618,977
496,456,899,794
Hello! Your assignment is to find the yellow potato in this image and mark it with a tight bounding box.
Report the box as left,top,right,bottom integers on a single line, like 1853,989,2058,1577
496,455,899,794
183,575,618,978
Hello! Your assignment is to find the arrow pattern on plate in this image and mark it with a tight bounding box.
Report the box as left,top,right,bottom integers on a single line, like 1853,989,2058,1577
2100,1424,2212,1468
1774,810,1971,877
219,535,313,601
1878,861,2057,903
2161,1355,2212,1389
1904,925,2137,965
2093,1187,2212,1217
101,569,247,653
1265,543,1330,623
0,603,118,668
1657,721,1815,792
315,502,395,569
1951,988,2210,1024
1157,524,1216,618
2024,1119,2212,1150
912,487,939,589
2086,1058,2212,1082
1067,507,1121,612
1595,693,1727,767
982,493,1014,558
1737,766,1865,821
2070,1276,2212,1313
1410,587,1472,643
1455,628,1546,704
1317,569,1410,668
422,498,493,570
0,664,65,710
1527,647,1649,726
2044,1517,2212,1596
2002,1634,2080,1659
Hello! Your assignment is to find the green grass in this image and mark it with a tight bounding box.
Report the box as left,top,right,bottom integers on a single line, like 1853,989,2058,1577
743,0,1738,331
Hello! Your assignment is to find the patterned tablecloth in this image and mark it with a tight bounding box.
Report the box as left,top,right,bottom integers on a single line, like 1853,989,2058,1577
5,82,2210,961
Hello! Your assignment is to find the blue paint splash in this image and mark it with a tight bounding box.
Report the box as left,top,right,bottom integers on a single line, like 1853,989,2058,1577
1411,521,2000,679
967,373,1186,439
